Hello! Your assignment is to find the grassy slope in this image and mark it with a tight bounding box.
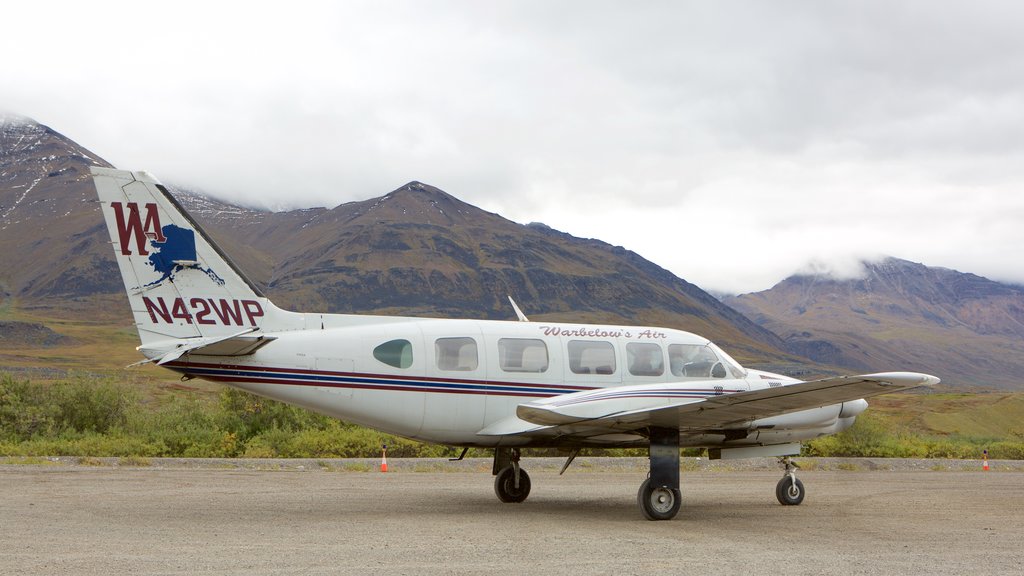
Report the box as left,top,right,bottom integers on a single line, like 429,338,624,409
868,392,1024,440
0,297,221,400
805,391,1024,459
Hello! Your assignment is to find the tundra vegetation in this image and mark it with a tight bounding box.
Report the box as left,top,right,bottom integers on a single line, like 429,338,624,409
1,373,1023,459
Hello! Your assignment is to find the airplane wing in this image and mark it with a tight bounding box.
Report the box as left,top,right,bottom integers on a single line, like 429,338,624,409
477,372,938,437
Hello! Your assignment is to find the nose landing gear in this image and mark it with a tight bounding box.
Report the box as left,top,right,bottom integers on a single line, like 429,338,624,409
493,447,532,503
775,457,805,505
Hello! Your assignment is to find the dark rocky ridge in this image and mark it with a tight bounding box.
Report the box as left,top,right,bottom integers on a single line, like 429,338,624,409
0,320,72,347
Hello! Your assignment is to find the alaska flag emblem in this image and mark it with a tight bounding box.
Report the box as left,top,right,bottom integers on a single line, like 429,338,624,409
111,201,224,287
146,224,225,286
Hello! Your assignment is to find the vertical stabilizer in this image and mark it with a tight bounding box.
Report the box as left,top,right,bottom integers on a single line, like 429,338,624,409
91,167,302,353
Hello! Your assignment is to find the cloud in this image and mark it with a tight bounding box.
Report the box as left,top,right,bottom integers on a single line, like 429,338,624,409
4,1,1024,293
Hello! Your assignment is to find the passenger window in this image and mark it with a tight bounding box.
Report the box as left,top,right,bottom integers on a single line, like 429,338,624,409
568,341,616,375
373,339,413,369
435,337,478,371
627,342,664,376
498,338,548,373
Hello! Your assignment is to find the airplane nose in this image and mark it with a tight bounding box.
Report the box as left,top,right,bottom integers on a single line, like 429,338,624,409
839,398,869,418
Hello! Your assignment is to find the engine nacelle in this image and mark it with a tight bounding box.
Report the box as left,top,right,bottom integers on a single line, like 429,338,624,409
839,398,869,418
751,404,842,430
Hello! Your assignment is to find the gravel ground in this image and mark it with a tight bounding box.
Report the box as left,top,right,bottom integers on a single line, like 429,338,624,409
1,458,1022,575
3,455,1019,472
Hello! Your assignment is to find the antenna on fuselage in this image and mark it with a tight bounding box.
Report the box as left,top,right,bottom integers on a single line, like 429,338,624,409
507,296,529,322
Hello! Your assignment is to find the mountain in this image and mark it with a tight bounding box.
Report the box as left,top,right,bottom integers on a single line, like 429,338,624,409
8,117,1022,388
726,257,1024,388
0,115,115,299
0,117,789,364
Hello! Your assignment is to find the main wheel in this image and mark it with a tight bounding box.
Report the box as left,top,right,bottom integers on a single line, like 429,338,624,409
775,476,805,505
637,478,681,521
494,465,531,503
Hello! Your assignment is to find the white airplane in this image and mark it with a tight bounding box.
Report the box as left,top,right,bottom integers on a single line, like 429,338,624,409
91,167,939,520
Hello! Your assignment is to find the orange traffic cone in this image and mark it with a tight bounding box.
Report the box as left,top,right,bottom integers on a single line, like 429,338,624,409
983,449,989,472
380,444,388,473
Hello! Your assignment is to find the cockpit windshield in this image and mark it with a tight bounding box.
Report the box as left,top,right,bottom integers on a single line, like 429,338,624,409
668,343,746,379
708,342,747,378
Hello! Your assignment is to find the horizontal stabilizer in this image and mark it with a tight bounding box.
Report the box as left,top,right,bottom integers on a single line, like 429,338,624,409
133,328,276,367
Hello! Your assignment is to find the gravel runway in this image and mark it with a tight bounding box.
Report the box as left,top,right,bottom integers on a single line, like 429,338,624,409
1,458,1022,575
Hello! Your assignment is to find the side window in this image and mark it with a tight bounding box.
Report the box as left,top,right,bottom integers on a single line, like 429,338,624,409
627,342,664,376
373,339,413,369
435,337,478,371
498,338,549,373
568,340,616,375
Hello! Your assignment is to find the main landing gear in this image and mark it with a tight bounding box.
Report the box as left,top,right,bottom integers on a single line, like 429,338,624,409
775,456,805,506
491,429,684,521
493,447,531,503
489,441,801,519
638,427,681,520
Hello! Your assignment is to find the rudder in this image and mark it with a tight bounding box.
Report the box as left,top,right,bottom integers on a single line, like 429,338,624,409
91,167,300,351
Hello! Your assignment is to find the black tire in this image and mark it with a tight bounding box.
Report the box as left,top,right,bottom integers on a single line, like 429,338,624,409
494,466,531,503
637,478,681,521
776,476,805,506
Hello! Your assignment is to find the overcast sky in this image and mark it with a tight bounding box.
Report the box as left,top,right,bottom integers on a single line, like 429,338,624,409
4,1,1024,294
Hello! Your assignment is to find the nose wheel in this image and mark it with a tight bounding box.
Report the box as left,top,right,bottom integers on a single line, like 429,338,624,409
493,447,531,503
494,464,532,503
775,457,805,505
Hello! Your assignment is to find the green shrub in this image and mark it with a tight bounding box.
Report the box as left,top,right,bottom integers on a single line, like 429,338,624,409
0,374,61,439
804,411,1021,460
242,426,295,457
53,378,136,434
0,374,136,440
988,441,1024,460
287,426,378,458
5,372,1023,461
216,388,336,440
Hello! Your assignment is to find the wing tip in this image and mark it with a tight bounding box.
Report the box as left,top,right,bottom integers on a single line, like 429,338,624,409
863,371,940,388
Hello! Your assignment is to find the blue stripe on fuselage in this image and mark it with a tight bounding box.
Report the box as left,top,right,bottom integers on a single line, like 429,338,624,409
166,361,590,397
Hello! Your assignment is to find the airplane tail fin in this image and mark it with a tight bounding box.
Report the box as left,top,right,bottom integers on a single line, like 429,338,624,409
91,167,303,361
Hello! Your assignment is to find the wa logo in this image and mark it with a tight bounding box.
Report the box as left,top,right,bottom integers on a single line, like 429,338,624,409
111,202,225,287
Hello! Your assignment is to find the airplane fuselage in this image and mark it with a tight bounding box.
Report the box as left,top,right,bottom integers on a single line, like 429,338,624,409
167,313,862,448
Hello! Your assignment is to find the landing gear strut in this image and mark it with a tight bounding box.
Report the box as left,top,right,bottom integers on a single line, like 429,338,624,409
493,447,531,503
775,456,805,506
638,427,681,520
